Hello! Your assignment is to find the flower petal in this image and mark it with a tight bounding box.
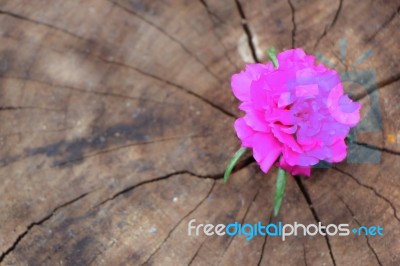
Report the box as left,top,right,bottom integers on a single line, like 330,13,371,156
251,133,282,173
283,146,319,167
291,166,311,176
330,139,347,162
278,92,295,108
230,48,361,171
276,157,311,176
240,103,270,132
231,64,269,102
234,118,255,147
327,84,361,125
271,125,302,153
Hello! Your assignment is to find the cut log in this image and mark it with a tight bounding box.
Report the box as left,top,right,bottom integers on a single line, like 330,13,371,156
0,0,399,265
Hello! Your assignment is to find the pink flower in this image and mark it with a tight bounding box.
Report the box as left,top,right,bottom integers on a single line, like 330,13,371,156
232,48,361,177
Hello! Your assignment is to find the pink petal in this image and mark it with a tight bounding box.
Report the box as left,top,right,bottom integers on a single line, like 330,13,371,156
251,133,282,173
277,48,306,63
278,92,295,108
234,118,255,147
280,125,298,134
271,125,302,153
330,139,347,162
295,84,319,97
240,103,270,132
304,55,315,66
284,146,319,167
327,84,361,125
231,64,268,102
265,109,293,125
250,78,271,110
291,166,311,176
276,157,311,176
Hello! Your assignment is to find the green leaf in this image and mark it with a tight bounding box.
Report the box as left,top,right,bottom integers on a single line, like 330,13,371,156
273,168,287,217
224,147,248,183
266,47,279,68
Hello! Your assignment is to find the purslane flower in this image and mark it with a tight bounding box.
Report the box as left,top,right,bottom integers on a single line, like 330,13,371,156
231,48,361,177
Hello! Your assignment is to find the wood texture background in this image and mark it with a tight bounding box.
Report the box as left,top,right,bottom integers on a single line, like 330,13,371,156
0,0,399,265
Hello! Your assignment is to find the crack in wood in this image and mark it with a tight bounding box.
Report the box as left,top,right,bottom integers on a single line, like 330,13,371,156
2,76,185,107
0,106,64,112
336,195,383,266
0,10,87,42
0,7,236,119
94,172,211,210
95,55,237,118
303,244,309,266
234,0,260,63
199,0,225,25
294,176,337,266
86,162,255,263
4,3,225,87
53,134,213,168
108,0,224,85
354,72,400,101
0,127,76,139
219,185,261,261
354,141,400,156
0,191,92,263
9,48,237,119
367,5,400,42
141,181,216,265
313,0,343,50
95,159,254,210
2,62,236,122
333,167,400,224
288,0,297,49
187,239,207,266
86,226,127,266
257,212,273,266
0,132,210,170
199,0,241,71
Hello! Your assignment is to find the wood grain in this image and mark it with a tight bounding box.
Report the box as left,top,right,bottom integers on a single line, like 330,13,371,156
0,0,399,265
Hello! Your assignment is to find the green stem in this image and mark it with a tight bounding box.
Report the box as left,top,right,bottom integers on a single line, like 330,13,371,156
266,47,279,68
224,147,248,183
273,167,287,217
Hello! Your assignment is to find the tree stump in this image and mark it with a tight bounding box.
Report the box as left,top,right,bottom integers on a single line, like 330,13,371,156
0,0,399,265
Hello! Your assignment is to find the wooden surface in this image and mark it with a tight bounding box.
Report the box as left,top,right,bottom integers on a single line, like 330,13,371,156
0,0,399,265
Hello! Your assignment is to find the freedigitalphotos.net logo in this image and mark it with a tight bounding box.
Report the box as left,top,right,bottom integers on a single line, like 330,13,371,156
316,38,382,165
188,219,384,241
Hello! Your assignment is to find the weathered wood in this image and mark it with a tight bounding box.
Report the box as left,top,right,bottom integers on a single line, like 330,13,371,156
0,0,399,265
